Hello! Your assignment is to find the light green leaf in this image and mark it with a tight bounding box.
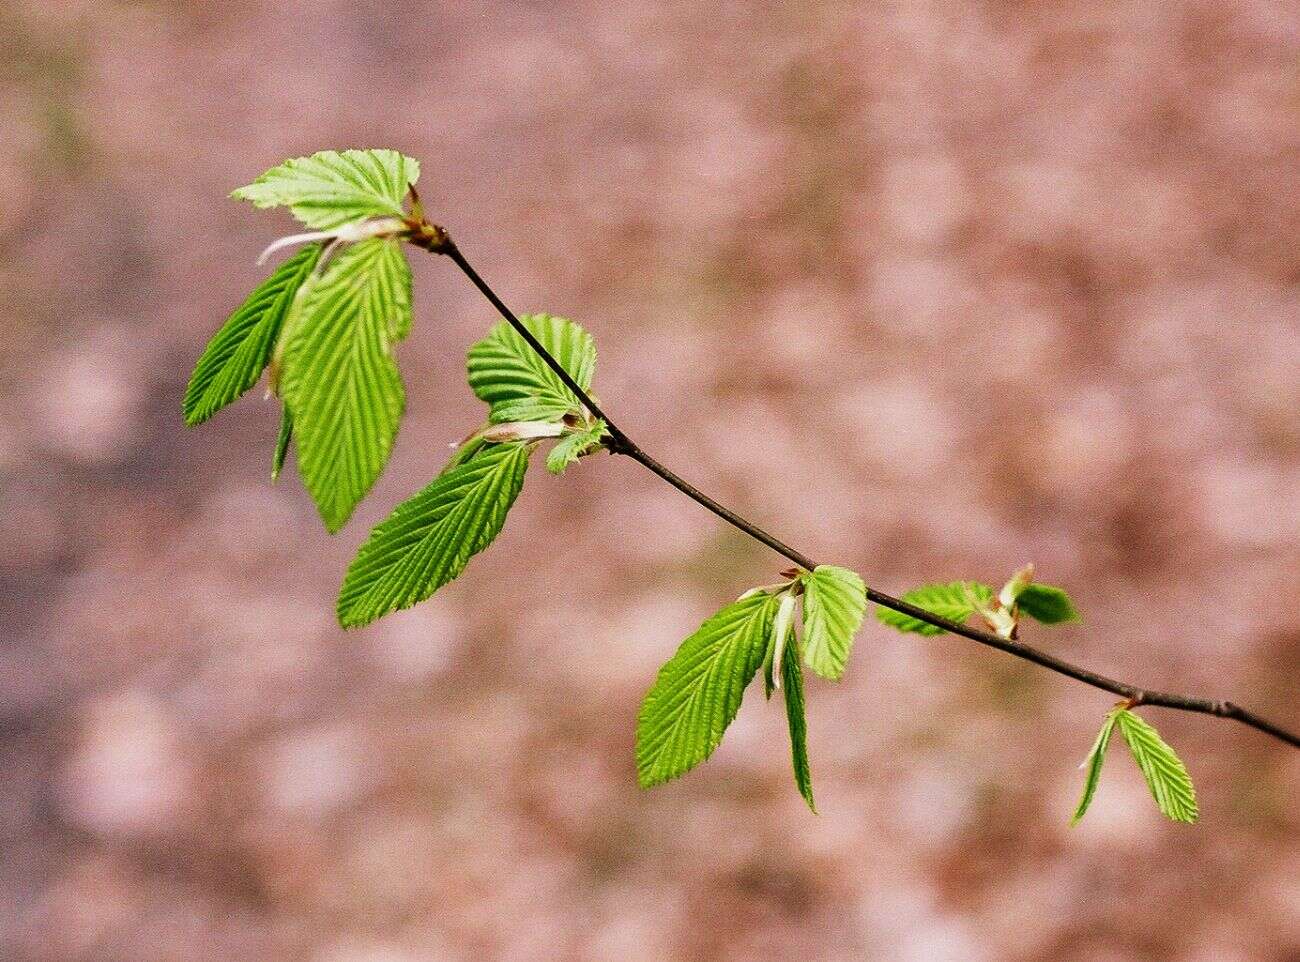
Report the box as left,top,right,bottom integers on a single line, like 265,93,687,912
1070,709,1119,825
636,593,780,788
183,243,322,425
801,565,867,680
1114,709,1198,823
271,407,293,481
232,149,419,230
467,314,596,423
781,635,816,812
546,420,606,474
876,581,993,636
279,238,413,532
337,442,531,628
1017,584,1081,624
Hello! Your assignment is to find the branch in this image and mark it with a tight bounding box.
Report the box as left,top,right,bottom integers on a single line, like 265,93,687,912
410,226,1300,751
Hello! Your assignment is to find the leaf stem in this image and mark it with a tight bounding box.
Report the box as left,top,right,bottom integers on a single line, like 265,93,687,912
422,231,1300,752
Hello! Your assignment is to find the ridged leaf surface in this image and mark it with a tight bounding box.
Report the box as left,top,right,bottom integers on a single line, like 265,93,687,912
337,442,531,628
232,149,419,230
183,244,322,425
279,238,413,532
636,593,779,788
801,565,866,680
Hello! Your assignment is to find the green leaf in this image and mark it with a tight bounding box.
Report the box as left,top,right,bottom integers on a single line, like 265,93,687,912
636,593,780,788
467,314,596,423
1017,584,1081,624
781,635,816,812
1070,709,1119,825
279,238,413,532
801,565,867,680
876,581,993,636
183,243,322,425
271,407,293,481
546,420,606,474
337,442,531,628
231,149,419,230
1114,709,1198,823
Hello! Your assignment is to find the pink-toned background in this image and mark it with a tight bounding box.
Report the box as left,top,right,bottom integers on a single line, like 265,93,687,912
2,2,1298,960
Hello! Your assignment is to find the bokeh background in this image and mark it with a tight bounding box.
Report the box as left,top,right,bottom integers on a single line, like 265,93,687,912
3,1,1299,960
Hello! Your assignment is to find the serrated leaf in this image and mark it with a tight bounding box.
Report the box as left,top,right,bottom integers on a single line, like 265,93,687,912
183,243,322,425
1017,584,1080,624
546,420,606,474
876,581,993,636
337,442,531,628
279,238,413,532
1114,709,1198,823
636,593,779,788
1070,709,1118,825
801,565,867,680
232,149,419,230
467,314,596,423
781,635,816,812
271,406,293,481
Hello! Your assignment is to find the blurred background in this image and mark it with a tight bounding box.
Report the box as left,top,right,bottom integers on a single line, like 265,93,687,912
2,1,1298,960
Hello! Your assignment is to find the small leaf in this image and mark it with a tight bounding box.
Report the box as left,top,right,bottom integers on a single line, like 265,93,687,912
183,243,322,425
1114,709,1198,823
546,420,607,475
337,442,532,628
769,590,797,689
467,314,596,423
232,149,419,230
271,406,293,480
781,635,816,812
876,581,993,636
636,593,780,788
801,565,867,680
1017,584,1081,624
279,238,413,532
1070,709,1119,825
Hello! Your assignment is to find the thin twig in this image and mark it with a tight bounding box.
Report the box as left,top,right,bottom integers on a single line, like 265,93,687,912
417,229,1300,751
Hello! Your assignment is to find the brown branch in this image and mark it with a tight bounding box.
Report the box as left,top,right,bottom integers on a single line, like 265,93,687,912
410,226,1300,751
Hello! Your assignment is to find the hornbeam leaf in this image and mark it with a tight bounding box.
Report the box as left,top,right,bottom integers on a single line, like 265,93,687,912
271,406,293,481
801,565,867,680
1017,584,1081,625
183,243,322,425
546,420,606,475
781,635,816,812
876,581,993,636
232,149,419,230
1114,709,1199,824
636,592,780,788
279,238,413,532
337,442,531,628
1070,709,1119,825
467,314,596,423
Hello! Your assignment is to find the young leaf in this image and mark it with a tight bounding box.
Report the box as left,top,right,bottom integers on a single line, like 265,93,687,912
1017,584,1081,624
279,238,413,532
271,407,293,481
1114,709,1198,823
232,149,419,230
801,565,867,680
636,592,779,788
1070,709,1119,825
876,581,993,636
546,420,607,475
183,243,322,425
781,635,816,812
769,590,797,688
467,314,596,423
337,442,531,628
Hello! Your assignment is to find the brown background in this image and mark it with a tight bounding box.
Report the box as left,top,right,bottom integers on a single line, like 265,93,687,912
2,2,1299,960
